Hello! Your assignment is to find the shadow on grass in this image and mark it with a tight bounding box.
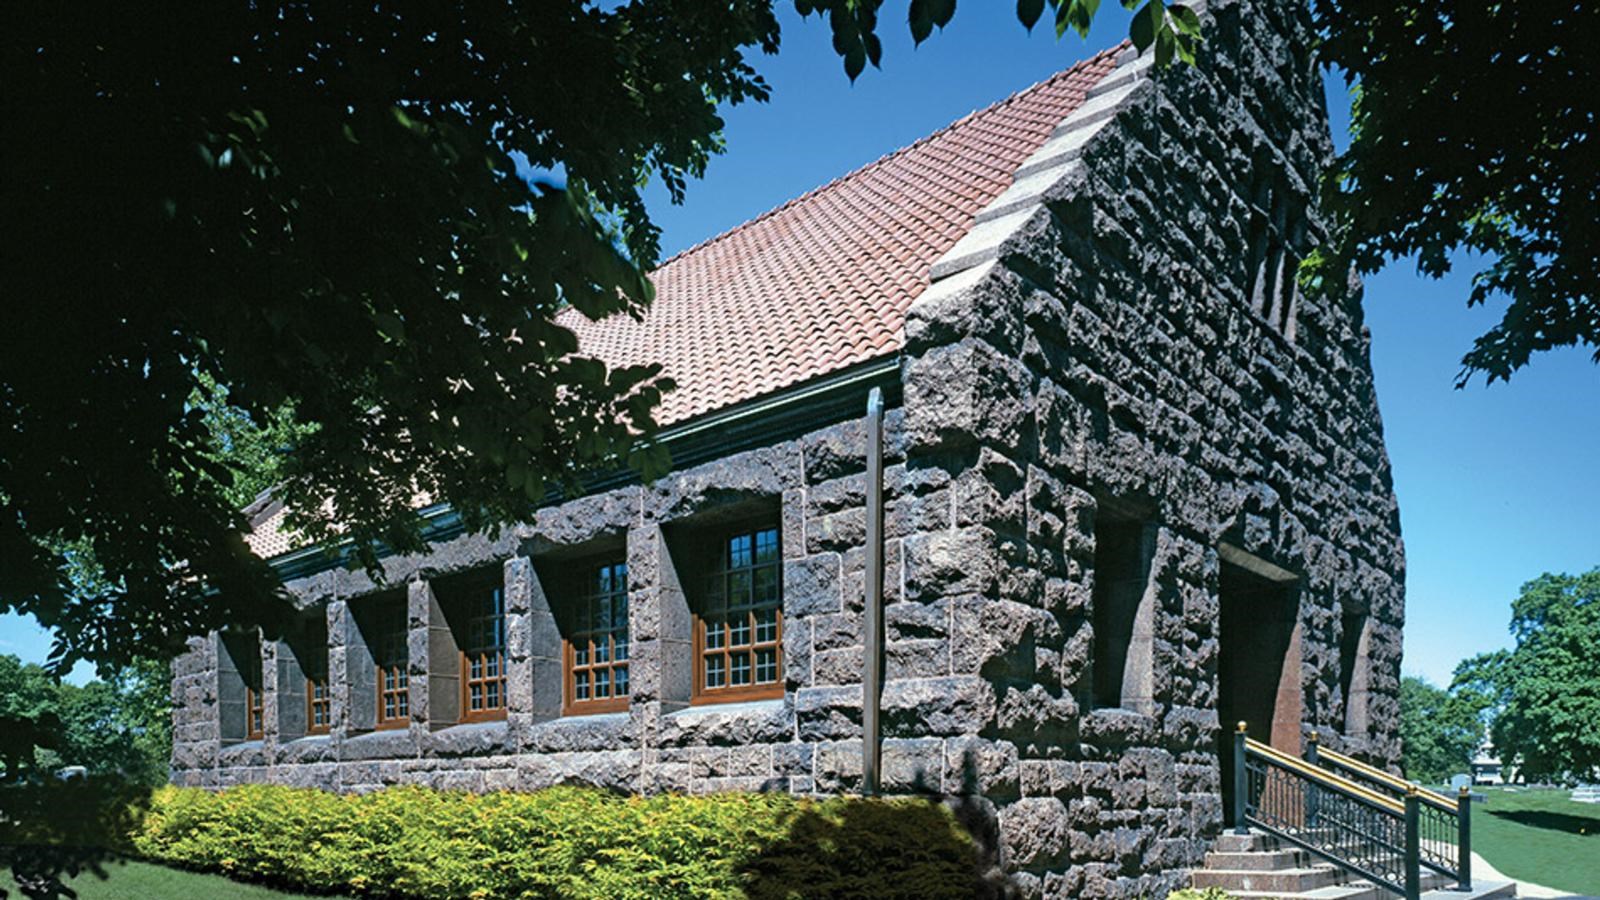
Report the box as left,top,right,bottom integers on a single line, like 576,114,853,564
0,777,153,900
1486,808,1600,836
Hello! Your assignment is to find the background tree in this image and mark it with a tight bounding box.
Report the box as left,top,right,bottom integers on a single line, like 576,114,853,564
830,1,1599,383
2,0,1189,675
3,2,778,672
0,655,171,785
1398,675,1485,785
1310,1,1599,385
13,0,1579,677
0,656,62,782
1454,569,1600,783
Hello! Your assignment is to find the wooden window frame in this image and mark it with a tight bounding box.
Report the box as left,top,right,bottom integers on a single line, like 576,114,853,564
562,559,631,716
458,583,508,723
239,634,265,740
245,674,265,741
691,524,784,706
302,618,331,736
374,604,410,731
306,678,331,735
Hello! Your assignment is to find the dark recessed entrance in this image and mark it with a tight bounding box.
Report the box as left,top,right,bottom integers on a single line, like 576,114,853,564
1217,548,1302,826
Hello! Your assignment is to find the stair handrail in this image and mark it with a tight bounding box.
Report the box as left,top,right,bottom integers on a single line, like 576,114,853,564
1309,735,1456,811
1306,732,1472,891
1246,736,1405,813
1234,723,1423,899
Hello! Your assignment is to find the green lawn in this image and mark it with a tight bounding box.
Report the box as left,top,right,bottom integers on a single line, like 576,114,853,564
1472,786,1600,895
13,859,338,899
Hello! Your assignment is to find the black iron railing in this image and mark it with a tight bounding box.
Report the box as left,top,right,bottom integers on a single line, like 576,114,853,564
1308,732,1472,892
1233,724,1474,900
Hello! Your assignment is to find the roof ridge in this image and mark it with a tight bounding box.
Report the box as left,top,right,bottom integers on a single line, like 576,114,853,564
652,43,1125,272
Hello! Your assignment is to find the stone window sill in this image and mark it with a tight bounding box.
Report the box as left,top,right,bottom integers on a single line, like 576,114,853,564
433,719,509,737
427,718,511,757
559,709,631,722
341,728,418,758
667,698,785,720
282,733,332,746
1086,706,1155,722
218,739,266,766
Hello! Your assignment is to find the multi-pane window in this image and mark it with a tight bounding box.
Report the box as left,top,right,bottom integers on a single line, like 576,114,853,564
303,617,331,735
375,604,410,729
459,584,507,721
693,526,782,704
243,644,265,740
1243,174,1305,341
565,560,630,715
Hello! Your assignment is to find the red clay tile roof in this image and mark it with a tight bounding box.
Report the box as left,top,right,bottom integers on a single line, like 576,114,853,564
561,47,1122,426
244,50,1121,560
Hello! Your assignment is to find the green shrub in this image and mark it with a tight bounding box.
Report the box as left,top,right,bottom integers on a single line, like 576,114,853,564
1166,889,1233,900
129,784,978,899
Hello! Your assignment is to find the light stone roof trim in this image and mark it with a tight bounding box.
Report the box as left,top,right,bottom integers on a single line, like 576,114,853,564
923,47,1158,285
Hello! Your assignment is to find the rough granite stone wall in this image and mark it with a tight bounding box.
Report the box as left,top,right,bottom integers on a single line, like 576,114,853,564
169,1,1403,895
895,0,1404,894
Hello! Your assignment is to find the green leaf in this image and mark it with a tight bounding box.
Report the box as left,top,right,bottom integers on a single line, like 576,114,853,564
373,312,406,342
1155,25,1175,67
1017,0,1045,31
1170,3,1201,36
1066,0,1100,38
1129,0,1162,51
844,45,866,80
1175,31,1197,65
909,0,934,44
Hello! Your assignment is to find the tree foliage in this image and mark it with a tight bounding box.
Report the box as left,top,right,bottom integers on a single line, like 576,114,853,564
2,1,1191,675
1398,675,1486,785
0,655,171,785
1453,569,1600,782
1311,1,1599,385
799,0,1203,77
2,2,780,671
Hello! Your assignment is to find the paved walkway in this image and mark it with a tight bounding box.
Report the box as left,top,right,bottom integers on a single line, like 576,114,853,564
1472,850,1600,900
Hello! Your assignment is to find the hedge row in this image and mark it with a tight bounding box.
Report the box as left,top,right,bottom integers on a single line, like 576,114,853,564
129,784,980,899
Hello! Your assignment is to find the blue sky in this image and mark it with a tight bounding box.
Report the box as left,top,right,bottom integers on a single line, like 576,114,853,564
2,5,1595,688
635,6,1600,689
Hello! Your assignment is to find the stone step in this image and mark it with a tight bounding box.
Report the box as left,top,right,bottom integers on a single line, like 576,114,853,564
1230,885,1386,900
1204,848,1310,871
1203,829,1478,900
1191,865,1345,894
1215,830,1277,853
1230,873,1467,900
1420,880,1516,900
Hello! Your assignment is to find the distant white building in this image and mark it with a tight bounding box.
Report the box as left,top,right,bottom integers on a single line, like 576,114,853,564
1471,746,1505,785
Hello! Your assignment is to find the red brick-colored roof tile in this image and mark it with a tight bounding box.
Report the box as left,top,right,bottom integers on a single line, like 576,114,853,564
244,51,1121,560
561,49,1121,426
